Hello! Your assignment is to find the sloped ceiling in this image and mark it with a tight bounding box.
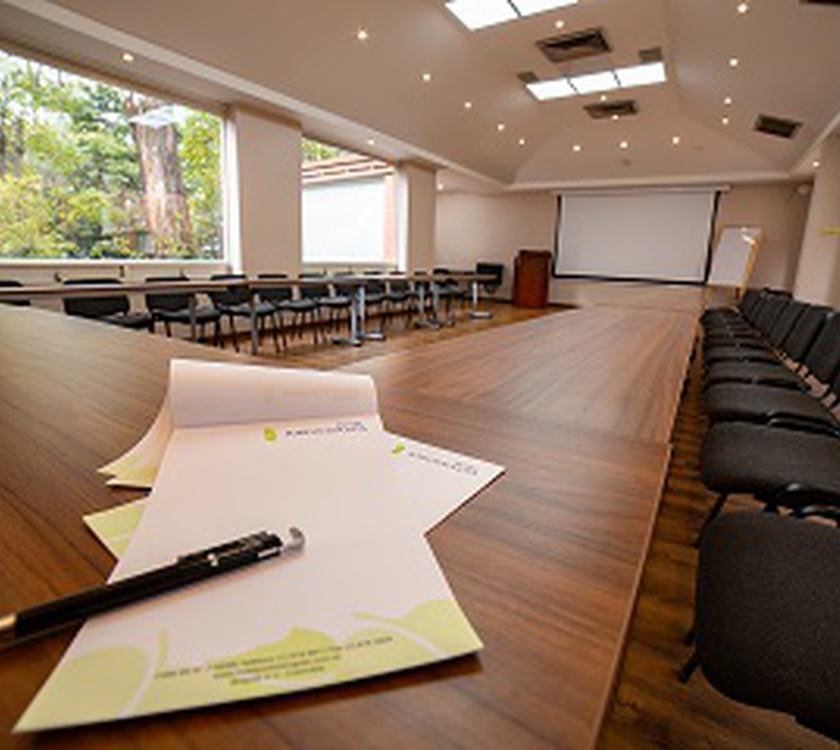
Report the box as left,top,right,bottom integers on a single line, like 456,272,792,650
1,0,838,191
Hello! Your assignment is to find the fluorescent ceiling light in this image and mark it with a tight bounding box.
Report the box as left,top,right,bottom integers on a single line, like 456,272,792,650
570,70,619,95
614,61,666,88
526,78,576,100
511,0,578,16
446,0,517,30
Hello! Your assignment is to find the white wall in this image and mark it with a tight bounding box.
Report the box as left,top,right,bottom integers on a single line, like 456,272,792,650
714,183,809,292
436,183,810,300
795,136,840,306
436,191,555,298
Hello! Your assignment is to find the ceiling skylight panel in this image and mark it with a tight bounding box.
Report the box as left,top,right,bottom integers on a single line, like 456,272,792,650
614,61,666,88
511,0,578,16
569,70,619,95
446,0,517,30
526,78,577,100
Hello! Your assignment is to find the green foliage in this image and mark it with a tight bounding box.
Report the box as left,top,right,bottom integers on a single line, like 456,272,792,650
0,50,222,260
302,138,342,163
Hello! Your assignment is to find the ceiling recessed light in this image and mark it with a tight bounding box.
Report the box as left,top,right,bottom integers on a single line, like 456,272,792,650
620,140,629,149
367,139,376,146
724,96,733,106
438,183,445,191
422,73,432,82
737,2,749,14
356,29,369,41
464,100,473,109
813,160,820,168
722,116,730,125
526,78,576,100
497,123,506,132
611,114,619,122
555,19,566,29
518,138,526,146
572,144,582,152
729,57,739,68
121,52,134,63
672,136,681,145
600,94,608,102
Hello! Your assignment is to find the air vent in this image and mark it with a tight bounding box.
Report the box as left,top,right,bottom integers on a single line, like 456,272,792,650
537,28,611,64
584,100,638,119
638,47,663,63
517,71,539,84
754,114,802,139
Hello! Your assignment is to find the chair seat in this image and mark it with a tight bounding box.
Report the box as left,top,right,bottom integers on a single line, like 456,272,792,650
102,311,154,330
704,361,804,390
703,346,780,366
318,295,351,308
701,422,840,500
704,383,838,427
218,301,275,317
155,306,221,325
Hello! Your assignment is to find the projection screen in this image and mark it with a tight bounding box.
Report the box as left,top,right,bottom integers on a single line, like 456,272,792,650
554,190,719,282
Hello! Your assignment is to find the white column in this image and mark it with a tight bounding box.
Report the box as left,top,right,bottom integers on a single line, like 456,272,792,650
228,105,302,276
397,162,438,272
794,135,840,305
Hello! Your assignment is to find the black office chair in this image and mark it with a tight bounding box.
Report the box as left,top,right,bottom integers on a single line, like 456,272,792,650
475,262,505,301
382,276,419,329
144,275,222,346
209,273,279,353
687,511,840,741
62,278,154,331
0,279,30,306
257,273,318,350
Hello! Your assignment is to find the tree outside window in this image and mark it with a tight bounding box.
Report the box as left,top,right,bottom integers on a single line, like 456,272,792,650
0,50,223,259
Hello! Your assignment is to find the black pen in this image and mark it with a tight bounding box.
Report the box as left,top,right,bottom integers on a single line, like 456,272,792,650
0,528,305,646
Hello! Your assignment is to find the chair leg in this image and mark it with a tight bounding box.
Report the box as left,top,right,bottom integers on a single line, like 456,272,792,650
694,493,729,547
678,649,701,683
228,315,240,352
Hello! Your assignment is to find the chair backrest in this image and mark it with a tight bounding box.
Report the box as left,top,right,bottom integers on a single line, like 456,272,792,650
388,278,409,294
144,275,192,312
0,279,30,307
331,275,358,298
751,294,789,336
697,512,840,741
739,288,761,318
782,304,832,363
257,274,293,303
766,299,806,348
209,273,250,307
476,262,505,292
802,311,840,382
298,274,329,300
364,278,386,295
62,278,129,318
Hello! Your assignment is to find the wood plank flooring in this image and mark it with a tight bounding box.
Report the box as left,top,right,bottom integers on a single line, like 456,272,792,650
231,299,833,748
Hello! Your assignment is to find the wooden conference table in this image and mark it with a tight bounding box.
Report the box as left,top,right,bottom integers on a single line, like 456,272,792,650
0,288,700,750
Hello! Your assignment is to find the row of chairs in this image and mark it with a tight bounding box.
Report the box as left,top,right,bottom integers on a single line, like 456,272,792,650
0,269,488,352
683,288,840,740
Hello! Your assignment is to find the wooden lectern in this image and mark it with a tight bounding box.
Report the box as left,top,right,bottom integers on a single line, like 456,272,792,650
513,250,552,308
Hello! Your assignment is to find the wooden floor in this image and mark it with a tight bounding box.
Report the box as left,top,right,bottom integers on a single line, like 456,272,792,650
241,298,835,749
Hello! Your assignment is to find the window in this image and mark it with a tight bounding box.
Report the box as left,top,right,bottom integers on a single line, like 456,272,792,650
301,139,396,266
0,49,223,260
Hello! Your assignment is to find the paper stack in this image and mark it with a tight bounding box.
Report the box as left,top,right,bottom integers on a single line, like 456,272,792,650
18,360,501,732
